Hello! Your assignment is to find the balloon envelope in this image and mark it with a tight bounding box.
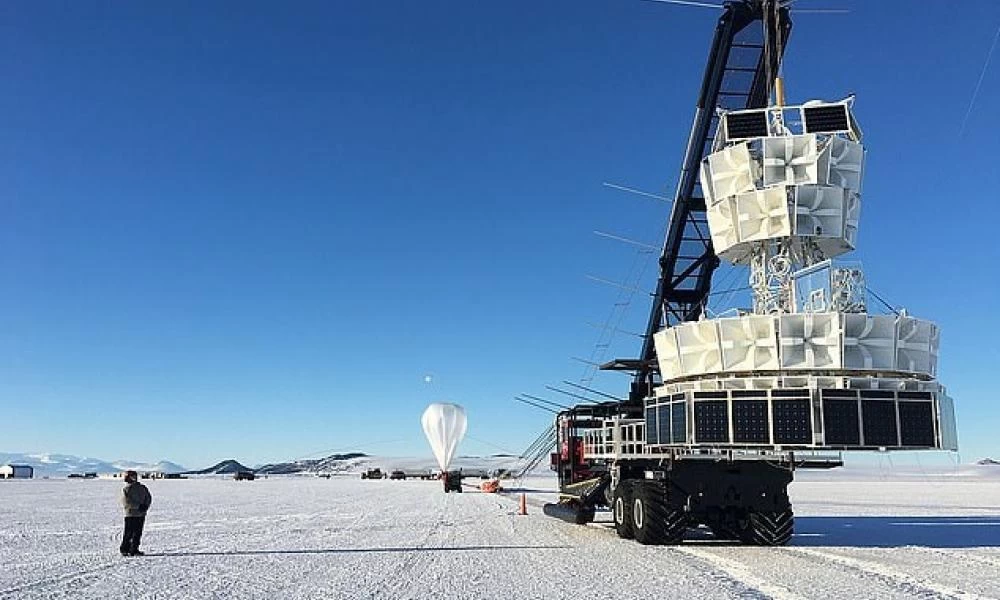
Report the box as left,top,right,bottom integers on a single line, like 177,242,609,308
421,403,467,472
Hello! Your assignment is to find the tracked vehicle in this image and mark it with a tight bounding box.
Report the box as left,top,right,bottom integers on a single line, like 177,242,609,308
542,0,958,545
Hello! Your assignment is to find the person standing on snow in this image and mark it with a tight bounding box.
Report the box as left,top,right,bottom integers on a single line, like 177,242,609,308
119,470,152,556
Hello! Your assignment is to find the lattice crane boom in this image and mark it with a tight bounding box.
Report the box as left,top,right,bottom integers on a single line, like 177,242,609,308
601,1,791,400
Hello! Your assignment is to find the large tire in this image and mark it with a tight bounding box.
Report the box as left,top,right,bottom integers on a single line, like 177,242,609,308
742,508,794,546
631,481,686,545
612,481,634,539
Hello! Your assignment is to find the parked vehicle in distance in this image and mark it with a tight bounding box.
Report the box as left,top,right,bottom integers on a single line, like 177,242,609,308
361,468,385,480
389,470,406,480
443,470,462,493
233,471,255,481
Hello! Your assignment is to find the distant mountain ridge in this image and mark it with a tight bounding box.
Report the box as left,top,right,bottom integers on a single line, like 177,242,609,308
251,453,527,475
256,453,369,475
977,458,1000,466
185,460,251,475
0,452,186,476
4,451,536,478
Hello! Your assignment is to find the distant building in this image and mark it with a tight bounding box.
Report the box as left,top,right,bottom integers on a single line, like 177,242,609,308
0,464,34,479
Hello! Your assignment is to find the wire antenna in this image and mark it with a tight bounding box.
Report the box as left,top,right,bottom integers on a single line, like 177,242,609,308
585,321,645,339
544,385,598,404
512,396,557,414
586,274,644,294
639,0,722,8
641,0,848,15
593,230,659,252
602,181,670,202
866,286,901,317
520,393,571,410
561,380,621,400
960,23,1000,137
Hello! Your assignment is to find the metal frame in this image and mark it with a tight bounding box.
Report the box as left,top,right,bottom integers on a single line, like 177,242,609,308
721,101,860,143
601,1,792,400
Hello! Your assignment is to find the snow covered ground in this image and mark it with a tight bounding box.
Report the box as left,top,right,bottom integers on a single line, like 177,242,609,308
2,467,1000,599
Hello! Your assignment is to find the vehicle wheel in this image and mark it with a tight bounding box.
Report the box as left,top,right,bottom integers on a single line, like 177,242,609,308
631,481,686,545
741,508,794,546
602,481,615,507
612,481,634,539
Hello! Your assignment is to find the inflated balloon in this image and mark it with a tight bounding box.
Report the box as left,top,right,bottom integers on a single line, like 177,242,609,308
421,403,467,472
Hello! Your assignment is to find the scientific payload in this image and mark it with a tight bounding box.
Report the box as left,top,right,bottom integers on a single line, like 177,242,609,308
540,0,958,546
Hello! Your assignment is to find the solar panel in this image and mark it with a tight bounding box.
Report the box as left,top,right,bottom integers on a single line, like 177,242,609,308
803,104,850,134
645,407,658,445
899,402,935,447
862,399,899,446
725,110,768,140
694,400,729,443
671,402,687,443
772,398,812,444
822,397,861,445
733,399,769,443
658,405,671,444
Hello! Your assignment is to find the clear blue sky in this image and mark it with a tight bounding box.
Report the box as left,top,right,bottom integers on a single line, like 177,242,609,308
2,1,998,468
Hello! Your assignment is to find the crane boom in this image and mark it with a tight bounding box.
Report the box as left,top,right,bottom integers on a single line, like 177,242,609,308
600,1,791,400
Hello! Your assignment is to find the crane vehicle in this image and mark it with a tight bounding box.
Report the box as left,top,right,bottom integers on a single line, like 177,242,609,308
542,0,958,545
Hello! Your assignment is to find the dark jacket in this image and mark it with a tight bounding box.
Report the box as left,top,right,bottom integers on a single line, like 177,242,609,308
121,481,152,518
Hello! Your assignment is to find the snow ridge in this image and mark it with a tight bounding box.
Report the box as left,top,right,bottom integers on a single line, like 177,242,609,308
0,452,186,476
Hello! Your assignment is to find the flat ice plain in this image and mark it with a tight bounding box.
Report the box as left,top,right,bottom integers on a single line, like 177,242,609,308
3,467,1000,599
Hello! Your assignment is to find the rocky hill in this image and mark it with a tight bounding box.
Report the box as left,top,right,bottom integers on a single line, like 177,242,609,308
184,459,252,475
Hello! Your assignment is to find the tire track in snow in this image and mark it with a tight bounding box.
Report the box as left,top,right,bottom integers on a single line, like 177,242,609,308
367,492,454,600
914,547,1000,573
499,500,775,599
780,547,997,600
669,547,808,600
1,533,240,599
497,488,550,513
0,561,119,598
507,490,992,600
525,502,794,600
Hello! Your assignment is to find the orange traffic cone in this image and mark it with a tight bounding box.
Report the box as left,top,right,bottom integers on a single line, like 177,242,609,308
518,493,527,516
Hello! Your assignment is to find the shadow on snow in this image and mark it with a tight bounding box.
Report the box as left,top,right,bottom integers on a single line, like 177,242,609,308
790,516,1000,548
589,515,1000,548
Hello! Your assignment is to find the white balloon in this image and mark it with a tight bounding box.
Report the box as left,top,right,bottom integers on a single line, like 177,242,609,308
421,403,467,472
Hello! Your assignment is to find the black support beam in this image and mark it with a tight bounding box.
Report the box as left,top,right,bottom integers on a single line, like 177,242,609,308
602,1,791,401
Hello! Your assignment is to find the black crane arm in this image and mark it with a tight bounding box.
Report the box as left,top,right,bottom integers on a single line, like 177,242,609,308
601,1,791,401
